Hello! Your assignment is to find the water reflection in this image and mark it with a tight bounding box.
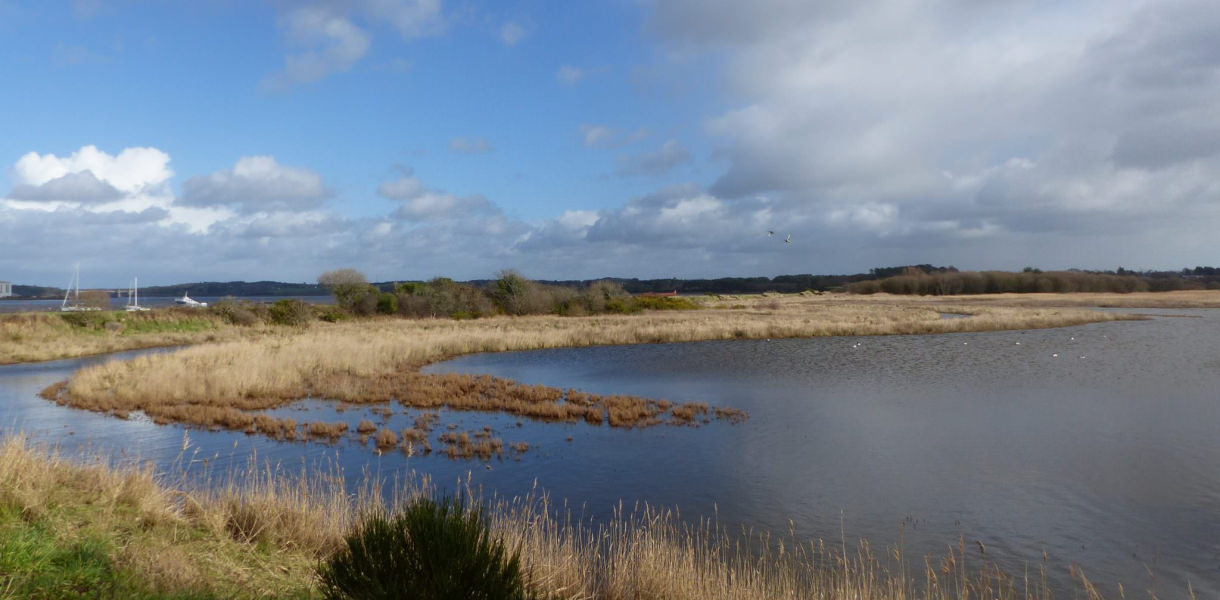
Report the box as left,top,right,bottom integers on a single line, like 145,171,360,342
2,310,1218,596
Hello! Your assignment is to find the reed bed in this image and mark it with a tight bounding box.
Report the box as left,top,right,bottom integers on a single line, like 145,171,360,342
0,434,1129,599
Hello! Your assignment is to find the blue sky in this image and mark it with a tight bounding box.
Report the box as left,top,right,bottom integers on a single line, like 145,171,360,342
3,0,1220,286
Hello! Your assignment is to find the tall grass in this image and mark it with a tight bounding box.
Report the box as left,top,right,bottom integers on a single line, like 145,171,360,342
0,434,1134,599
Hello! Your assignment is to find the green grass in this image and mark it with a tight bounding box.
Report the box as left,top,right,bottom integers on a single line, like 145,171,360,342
0,517,221,599
54,310,219,337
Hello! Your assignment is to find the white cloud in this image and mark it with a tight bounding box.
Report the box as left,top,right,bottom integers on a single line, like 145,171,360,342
13,145,171,193
556,64,583,86
264,0,443,89
3,145,175,216
377,172,502,221
499,21,528,46
180,156,330,213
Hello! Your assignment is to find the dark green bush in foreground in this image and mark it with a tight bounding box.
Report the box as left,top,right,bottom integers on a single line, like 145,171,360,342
318,496,531,600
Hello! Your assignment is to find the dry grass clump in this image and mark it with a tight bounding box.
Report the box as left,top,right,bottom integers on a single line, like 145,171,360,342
253,414,298,440
306,421,349,440
0,433,370,598
438,430,507,460
671,402,710,424
356,419,378,434
373,427,399,450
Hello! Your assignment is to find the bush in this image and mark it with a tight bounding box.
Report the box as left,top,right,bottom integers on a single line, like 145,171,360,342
376,293,398,315
317,305,350,323
268,299,313,326
211,298,267,326
396,279,496,319
631,295,699,311
318,496,530,600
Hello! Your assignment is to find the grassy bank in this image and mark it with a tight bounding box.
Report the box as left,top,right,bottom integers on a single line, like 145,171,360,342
1,434,1124,600
0,309,252,366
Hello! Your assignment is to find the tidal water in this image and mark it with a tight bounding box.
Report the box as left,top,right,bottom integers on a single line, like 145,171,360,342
2,309,1218,596
0,295,333,313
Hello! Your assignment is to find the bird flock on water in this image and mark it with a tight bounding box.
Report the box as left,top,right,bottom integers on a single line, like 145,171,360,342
846,333,1106,360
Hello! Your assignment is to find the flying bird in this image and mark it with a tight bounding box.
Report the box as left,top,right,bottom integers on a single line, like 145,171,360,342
768,230,774,237
784,234,791,243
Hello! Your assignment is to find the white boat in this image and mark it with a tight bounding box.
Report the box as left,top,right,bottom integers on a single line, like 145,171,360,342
174,292,207,308
125,277,149,312
61,263,102,312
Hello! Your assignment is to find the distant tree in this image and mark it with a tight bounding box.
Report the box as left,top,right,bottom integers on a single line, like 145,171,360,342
319,269,377,314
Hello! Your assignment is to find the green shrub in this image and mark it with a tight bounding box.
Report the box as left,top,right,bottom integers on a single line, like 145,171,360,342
317,305,350,323
631,295,699,311
210,298,268,326
318,496,531,600
268,299,313,327
376,293,398,315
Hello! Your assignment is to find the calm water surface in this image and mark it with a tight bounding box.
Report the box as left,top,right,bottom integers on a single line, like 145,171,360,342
2,309,1218,596
0,295,333,313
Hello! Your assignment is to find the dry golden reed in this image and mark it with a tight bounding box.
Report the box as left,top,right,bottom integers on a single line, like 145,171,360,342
0,434,1135,599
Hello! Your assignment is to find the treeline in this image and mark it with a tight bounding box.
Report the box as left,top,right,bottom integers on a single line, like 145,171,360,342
11,264,1220,301
847,267,1220,295
309,269,698,322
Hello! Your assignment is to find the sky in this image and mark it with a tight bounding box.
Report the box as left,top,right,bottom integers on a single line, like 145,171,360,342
2,0,1219,286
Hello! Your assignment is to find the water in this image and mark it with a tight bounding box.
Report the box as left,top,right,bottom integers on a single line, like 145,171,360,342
0,295,333,313
2,310,1219,595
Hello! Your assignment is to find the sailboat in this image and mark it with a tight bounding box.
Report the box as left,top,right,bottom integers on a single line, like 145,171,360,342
125,276,149,312
174,291,207,307
61,263,102,312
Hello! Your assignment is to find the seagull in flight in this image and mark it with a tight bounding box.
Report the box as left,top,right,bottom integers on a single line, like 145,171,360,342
768,230,775,237
784,234,791,243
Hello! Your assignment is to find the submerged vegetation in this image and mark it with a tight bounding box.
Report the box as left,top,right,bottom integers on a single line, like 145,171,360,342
1,435,1132,599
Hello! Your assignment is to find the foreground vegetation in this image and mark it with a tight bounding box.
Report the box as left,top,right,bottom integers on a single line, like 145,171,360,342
1,435,1134,600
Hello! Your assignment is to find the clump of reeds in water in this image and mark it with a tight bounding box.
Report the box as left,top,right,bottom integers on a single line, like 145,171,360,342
41,366,748,460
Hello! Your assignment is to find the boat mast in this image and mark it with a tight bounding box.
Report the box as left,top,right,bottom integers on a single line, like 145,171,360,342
62,263,79,310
